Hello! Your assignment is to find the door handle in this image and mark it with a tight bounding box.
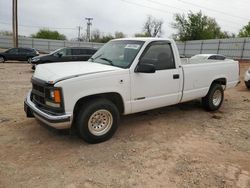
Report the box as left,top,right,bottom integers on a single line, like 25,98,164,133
173,74,180,79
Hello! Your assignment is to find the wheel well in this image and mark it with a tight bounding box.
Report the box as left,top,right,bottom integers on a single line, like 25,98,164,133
0,55,6,60
73,92,124,116
211,78,227,86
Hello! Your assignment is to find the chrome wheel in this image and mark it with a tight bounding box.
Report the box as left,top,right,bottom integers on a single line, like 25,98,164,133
212,90,222,106
0,57,4,63
28,58,32,64
88,109,113,136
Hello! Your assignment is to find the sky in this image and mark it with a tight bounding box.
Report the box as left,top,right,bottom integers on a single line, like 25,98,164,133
0,0,250,40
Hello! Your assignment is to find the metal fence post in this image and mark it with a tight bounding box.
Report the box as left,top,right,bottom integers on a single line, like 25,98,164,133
183,41,186,57
31,38,34,48
200,40,204,54
217,40,221,54
48,41,50,52
241,38,246,60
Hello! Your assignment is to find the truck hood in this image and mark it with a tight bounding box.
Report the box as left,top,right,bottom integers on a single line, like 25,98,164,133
33,61,122,84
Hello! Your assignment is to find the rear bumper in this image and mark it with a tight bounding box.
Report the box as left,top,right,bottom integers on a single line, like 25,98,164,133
24,91,72,129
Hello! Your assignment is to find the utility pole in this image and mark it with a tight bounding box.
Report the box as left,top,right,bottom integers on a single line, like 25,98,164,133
85,17,93,42
12,0,18,47
77,26,82,41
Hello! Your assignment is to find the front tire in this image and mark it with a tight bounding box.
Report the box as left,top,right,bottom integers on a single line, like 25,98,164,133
75,98,120,144
0,56,5,63
202,83,224,111
27,57,32,64
245,81,250,89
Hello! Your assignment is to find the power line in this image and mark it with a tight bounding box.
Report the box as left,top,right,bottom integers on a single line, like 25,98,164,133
143,0,246,26
144,0,186,12
120,0,242,30
177,0,249,21
0,21,77,30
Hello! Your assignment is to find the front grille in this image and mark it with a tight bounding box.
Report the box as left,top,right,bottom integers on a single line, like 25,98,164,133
32,82,46,107
31,79,64,115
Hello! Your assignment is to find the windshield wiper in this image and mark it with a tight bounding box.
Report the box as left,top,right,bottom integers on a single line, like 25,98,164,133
99,57,114,66
89,53,103,62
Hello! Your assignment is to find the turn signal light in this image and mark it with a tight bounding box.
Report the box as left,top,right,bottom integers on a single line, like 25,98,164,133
54,90,61,103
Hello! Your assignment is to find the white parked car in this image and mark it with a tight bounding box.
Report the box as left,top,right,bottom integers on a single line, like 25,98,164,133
245,67,250,89
24,38,240,143
181,54,227,64
190,54,226,61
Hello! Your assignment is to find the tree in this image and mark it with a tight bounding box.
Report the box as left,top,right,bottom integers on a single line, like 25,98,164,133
238,21,250,37
134,32,151,37
0,30,26,37
143,15,163,37
0,30,13,36
98,34,114,43
91,29,101,42
172,11,229,41
31,29,66,40
220,31,235,39
114,31,126,38
90,30,114,43
90,30,124,43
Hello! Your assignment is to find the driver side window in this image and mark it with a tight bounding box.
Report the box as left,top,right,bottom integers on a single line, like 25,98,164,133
7,48,18,54
57,48,71,56
140,42,175,70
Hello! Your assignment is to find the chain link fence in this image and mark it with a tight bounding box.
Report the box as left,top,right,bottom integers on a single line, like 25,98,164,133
1,35,250,59
176,37,250,60
0,35,103,53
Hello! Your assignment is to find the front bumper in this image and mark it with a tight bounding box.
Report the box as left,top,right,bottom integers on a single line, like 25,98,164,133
24,91,72,129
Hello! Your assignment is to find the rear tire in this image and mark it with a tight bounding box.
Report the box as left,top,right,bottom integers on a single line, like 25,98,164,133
75,98,119,144
202,83,224,111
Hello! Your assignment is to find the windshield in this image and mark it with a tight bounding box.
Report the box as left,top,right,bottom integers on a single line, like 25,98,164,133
89,40,144,68
50,48,63,54
50,48,71,56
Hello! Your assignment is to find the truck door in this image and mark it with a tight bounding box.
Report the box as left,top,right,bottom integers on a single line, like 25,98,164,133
130,41,182,113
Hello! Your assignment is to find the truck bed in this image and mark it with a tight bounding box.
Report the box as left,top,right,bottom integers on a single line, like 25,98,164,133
180,59,239,102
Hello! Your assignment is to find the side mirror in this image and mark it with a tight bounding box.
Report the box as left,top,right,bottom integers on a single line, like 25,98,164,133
57,52,63,57
135,62,156,73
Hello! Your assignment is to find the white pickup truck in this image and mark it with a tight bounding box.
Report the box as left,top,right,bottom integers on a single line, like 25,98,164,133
24,38,240,143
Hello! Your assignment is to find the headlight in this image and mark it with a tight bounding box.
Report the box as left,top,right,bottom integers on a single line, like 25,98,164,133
45,88,62,108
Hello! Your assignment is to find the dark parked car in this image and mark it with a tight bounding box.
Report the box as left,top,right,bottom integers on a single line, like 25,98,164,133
30,47,97,69
0,47,39,63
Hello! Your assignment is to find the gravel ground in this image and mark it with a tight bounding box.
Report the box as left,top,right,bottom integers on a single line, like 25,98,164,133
0,61,249,188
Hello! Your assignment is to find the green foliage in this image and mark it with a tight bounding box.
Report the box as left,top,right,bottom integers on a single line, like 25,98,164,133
238,22,250,37
0,30,13,36
0,30,26,37
220,31,235,39
90,30,125,43
134,32,151,37
31,29,66,40
172,11,231,41
97,35,114,43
